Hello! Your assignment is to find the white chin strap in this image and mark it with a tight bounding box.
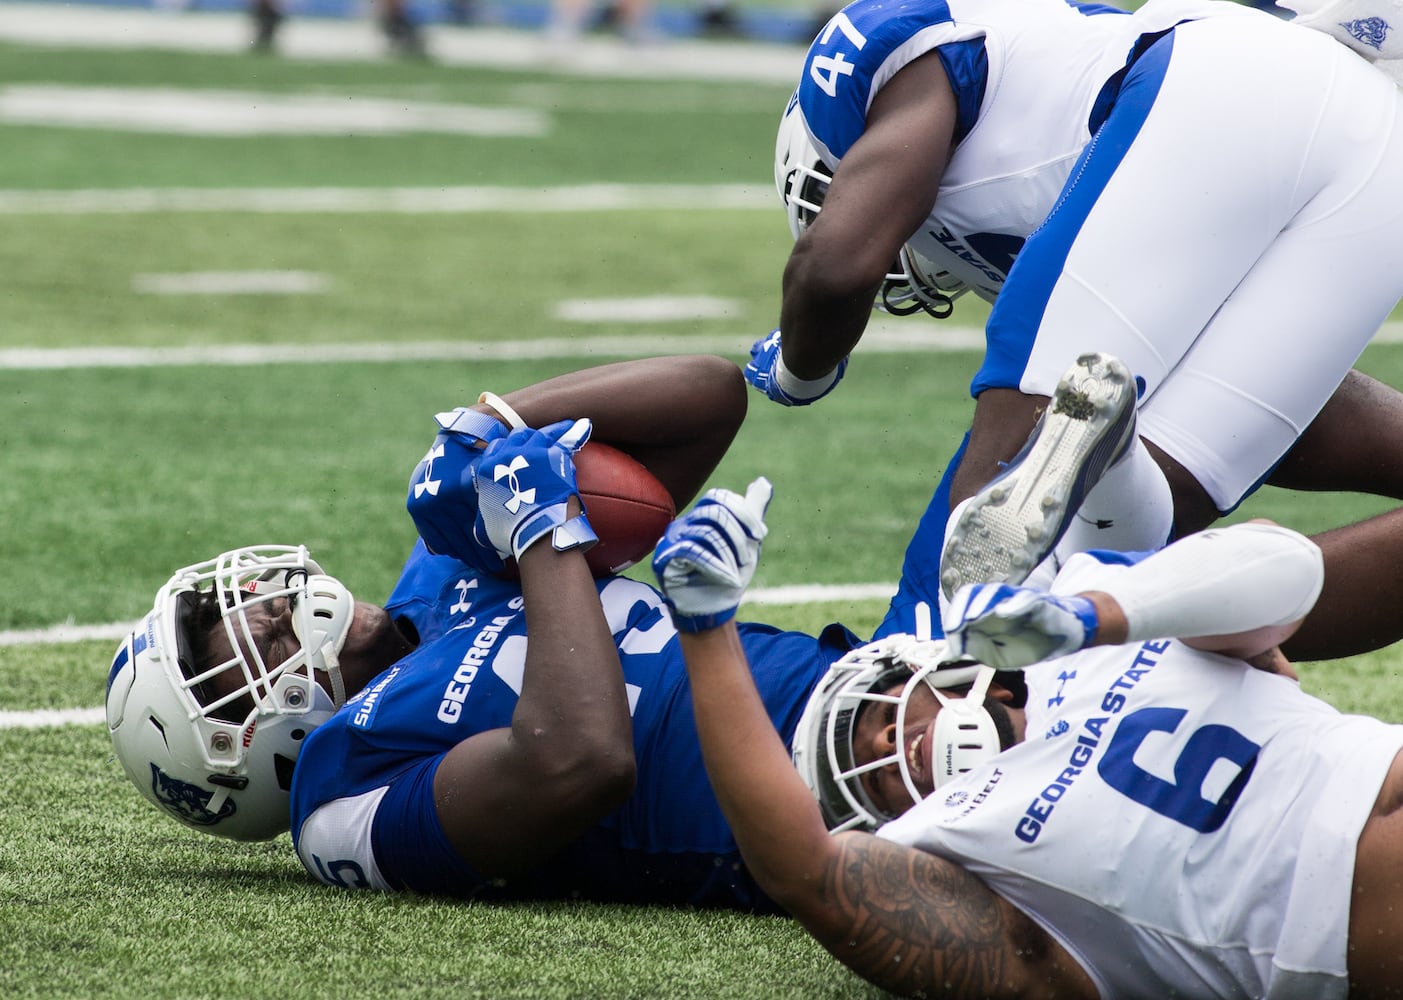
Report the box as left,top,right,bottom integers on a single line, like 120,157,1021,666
899,662,1002,803
290,574,355,707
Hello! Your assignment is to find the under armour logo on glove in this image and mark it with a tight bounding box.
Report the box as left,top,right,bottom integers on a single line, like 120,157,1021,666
413,442,446,499
473,419,597,566
493,455,536,513
406,406,512,573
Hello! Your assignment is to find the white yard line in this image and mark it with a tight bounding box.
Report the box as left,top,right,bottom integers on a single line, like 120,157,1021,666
0,707,106,730
0,184,774,214
0,324,992,369
0,581,899,728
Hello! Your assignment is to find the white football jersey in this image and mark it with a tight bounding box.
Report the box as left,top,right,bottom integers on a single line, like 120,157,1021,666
879,555,1403,998
796,0,1253,301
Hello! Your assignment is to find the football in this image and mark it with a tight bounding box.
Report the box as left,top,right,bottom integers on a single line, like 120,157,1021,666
574,442,677,576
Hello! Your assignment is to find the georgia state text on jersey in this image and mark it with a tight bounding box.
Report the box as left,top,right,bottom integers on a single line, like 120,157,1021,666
879,551,1403,998
791,0,1253,301
288,540,852,909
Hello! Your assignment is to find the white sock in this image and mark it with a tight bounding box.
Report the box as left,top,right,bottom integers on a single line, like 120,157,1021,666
1052,438,1174,562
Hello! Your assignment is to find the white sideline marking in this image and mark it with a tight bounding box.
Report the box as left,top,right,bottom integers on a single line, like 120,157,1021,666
133,270,331,295
0,582,899,729
0,185,773,215
0,324,989,370
553,296,740,323
0,86,549,137
0,581,898,650
0,707,106,730
6,322,1401,369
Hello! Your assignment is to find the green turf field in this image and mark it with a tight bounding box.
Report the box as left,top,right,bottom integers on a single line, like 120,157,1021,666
2,23,1401,998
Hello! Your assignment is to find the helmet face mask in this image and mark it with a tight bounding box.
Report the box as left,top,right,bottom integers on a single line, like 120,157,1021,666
106,545,355,841
792,635,1004,833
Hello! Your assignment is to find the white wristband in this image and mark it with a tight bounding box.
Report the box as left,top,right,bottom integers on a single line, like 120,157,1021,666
774,354,842,401
477,391,526,429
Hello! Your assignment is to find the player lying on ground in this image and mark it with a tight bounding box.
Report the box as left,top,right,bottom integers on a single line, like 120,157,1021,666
656,482,1403,998
105,352,1403,911
107,353,980,907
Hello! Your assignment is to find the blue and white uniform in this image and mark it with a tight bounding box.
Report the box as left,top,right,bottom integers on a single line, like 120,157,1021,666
289,540,854,908
879,551,1403,998
796,0,1403,510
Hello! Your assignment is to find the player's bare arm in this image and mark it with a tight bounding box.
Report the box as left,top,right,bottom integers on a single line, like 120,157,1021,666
678,627,1093,999
481,354,747,512
779,51,957,380
431,486,637,876
819,831,1096,999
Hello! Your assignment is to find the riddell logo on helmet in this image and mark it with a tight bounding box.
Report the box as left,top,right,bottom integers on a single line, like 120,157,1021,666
242,720,256,749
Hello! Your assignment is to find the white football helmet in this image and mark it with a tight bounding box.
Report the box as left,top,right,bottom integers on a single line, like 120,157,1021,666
106,545,354,841
774,98,969,320
792,631,1003,833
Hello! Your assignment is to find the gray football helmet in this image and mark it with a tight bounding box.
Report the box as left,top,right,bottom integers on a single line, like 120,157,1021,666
106,545,354,841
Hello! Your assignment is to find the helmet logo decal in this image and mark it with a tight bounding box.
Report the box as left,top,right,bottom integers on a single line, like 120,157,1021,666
413,442,445,499
148,763,236,827
493,455,535,514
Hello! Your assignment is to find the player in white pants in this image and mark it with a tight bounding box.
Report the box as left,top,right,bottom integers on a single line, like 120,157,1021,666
747,0,1403,645
654,480,1403,999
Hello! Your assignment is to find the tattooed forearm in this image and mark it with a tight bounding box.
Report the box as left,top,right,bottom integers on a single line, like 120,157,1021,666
802,833,1067,1000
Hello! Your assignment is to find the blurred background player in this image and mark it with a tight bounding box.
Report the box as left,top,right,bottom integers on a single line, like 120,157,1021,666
251,0,427,57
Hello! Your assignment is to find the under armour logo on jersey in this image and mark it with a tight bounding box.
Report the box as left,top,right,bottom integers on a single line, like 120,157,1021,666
493,455,536,513
1047,669,1077,708
1340,16,1390,51
450,578,477,615
413,443,445,498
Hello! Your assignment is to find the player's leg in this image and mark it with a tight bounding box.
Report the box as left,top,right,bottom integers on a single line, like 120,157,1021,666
1270,370,1403,502
940,352,1138,600
950,20,1297,569
957,15,1403,569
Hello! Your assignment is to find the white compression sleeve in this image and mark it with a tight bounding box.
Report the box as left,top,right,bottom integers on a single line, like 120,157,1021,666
1100,522,1324,642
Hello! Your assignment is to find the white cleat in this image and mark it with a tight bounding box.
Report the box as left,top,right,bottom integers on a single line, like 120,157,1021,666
940,352,1138,601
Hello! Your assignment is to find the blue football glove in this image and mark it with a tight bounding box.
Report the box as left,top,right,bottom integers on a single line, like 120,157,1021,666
743,328,848,406
473,418,597,566
942,582,1099,670
652,477,773,633
406,407,513,571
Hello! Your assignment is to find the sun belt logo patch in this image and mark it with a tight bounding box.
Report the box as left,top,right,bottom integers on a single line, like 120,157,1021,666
149,763,236,827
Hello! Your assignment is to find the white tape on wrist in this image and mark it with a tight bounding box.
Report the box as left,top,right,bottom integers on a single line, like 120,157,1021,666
477,391,526,430
774,355,841,401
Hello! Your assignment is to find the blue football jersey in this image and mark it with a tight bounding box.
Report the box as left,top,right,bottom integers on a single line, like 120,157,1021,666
289,540,858,907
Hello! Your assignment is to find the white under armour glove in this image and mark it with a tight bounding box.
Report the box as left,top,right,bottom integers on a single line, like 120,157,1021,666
472,418,597,566
943,582,1100,670
651,477,773,633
